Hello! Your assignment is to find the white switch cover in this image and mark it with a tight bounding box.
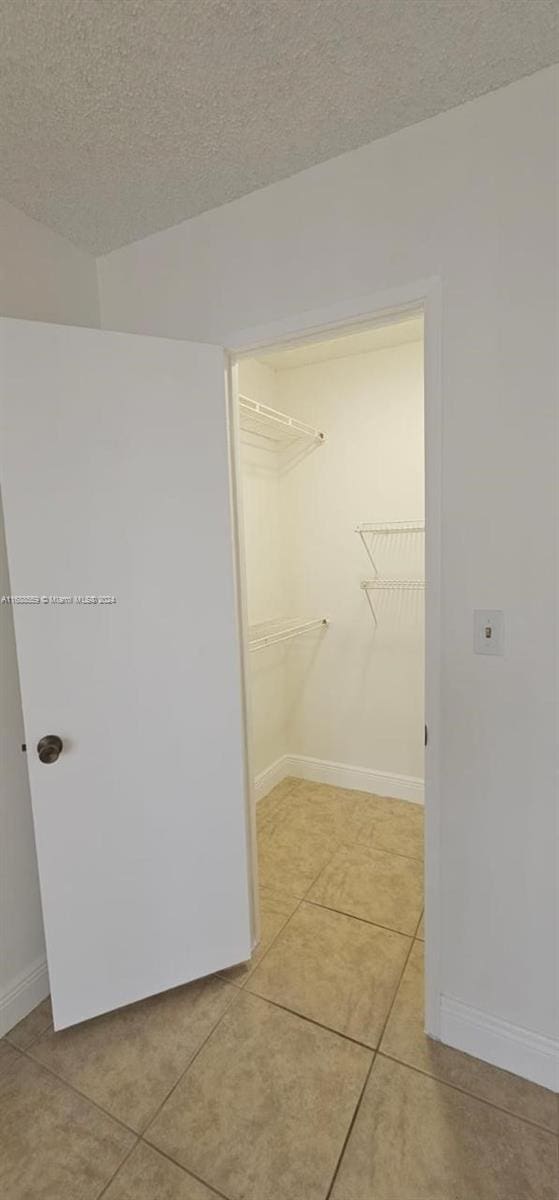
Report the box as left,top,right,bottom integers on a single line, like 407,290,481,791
474,609,504,656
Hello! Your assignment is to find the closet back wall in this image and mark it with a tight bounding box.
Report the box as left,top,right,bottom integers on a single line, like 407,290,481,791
279,337,424,794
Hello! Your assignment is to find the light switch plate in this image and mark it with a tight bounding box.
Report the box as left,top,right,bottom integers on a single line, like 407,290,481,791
474,609,504,656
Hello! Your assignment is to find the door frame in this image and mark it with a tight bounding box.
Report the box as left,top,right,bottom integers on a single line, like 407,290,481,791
225,276,443,1038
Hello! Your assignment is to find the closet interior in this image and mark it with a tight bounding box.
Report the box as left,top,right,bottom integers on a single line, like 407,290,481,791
237,312,426,822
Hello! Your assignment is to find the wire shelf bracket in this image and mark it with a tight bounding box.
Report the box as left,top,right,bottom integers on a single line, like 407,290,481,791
248,617,328,651
355,520,425,575
239,393,325,447
360,579,425,626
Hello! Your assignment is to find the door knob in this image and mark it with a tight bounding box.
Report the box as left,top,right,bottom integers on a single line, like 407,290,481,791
37,735,63,764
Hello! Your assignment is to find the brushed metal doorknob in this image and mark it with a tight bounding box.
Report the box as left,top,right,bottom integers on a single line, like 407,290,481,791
37,735,63,764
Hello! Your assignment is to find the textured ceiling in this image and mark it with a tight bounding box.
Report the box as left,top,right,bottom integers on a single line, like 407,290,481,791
1,1,557,256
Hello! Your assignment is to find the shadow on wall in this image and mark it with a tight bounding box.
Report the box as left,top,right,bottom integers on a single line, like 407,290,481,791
0,489,46,1007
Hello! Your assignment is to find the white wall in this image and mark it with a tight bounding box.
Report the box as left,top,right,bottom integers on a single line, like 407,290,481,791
98,66,559,1080
238,358,289,779
0,198,100,1032
278,338,424,785
0,198,100,328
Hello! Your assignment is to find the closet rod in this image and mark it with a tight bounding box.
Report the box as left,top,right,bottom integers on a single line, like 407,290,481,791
249,618,328,651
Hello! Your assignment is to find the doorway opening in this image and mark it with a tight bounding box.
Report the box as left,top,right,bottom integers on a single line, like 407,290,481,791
231,307,430,1042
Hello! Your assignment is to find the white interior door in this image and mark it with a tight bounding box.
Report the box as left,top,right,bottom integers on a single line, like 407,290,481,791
0,318,254,1030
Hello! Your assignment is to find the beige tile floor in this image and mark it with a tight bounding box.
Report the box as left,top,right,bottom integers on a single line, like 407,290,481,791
1,777,557,1199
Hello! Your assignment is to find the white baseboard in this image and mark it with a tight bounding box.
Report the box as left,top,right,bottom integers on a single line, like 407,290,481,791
254,756,292,803
255,753,423,805
281,753,424,805
0,956,50,1038
440,994,559,1093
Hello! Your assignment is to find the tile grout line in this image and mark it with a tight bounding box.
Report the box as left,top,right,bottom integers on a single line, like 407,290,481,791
19,1043,140,1136
11,1042,143,1200
140,983,245,1144
262,820,423,867
218,897,305,989
290,800,423,934
373,920,418,1054
300,838,348,901
271,778,424,857
255,779,302,834
263,821,423,866
241,989,380,1052
325,918,418,1199
223,914,558,1143
19,977,241,1143
304,894,419,939
136,1139,232,1200
259,830,342,896
244,896,305,974
324,1052,377,1200
375,1050,559,1138
242,879,416,1049
336,835,424,865
95,1136,141,1199
17,989,245,1200
380,916,558,1139
5,1021,53,1053
413,907,424,939
258,785,423,912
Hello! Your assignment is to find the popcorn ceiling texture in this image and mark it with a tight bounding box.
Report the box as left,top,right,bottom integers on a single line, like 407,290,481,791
1,0,557,255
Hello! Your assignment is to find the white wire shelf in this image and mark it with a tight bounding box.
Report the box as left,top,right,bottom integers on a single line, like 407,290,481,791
249,617,328,651
361,579,425,590
361,579,425,626
356,521,424,575
355,521,425,534
239,394,325,447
